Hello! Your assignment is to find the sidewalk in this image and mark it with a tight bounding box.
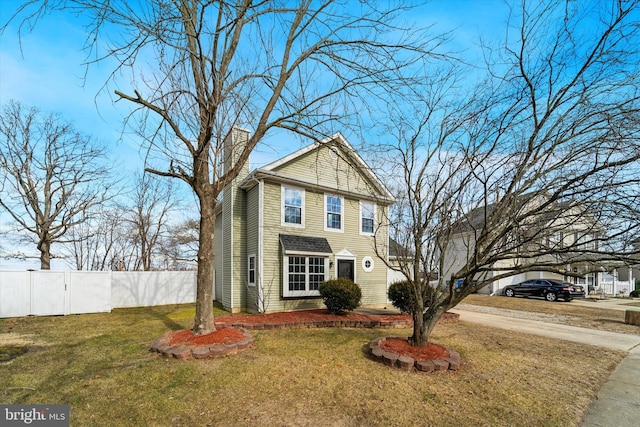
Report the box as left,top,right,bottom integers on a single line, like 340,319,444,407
450,307,640,427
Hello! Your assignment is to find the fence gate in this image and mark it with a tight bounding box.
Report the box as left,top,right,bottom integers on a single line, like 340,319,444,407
0,270,111,318
31,271,67,316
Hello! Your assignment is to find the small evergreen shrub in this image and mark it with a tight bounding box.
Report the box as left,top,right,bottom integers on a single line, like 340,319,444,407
387,280,415,314
318,278,362,315
630,290,639,298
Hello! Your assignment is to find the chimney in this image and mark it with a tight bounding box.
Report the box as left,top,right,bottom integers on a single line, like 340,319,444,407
223,127,251,181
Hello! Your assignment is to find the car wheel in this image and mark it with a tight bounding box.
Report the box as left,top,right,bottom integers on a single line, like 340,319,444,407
505,288,515,297
545,292,557,302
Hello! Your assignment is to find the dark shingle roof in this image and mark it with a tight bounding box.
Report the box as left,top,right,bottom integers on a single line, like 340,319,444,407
280,234,333,254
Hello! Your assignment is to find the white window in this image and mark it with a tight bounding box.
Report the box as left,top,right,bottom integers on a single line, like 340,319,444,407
361,256,374,273
248,254,256,286
284,255,329,297
360,201,375,235
282,186,304,227
325,194,343,232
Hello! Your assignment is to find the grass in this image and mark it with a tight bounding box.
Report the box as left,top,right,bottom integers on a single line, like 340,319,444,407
0,303,628,426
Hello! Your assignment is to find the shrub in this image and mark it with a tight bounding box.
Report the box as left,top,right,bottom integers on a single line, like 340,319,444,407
630,290,639,298
318,278,362,315
387,280,415,314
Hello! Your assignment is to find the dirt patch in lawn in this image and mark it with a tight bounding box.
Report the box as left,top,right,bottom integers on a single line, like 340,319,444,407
0,333,44,347
0,333,44,363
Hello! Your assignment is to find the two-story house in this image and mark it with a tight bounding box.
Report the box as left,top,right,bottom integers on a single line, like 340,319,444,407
442,192,606,295
214,130,395,313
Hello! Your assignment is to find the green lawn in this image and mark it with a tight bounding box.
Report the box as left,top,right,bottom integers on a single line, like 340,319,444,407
0,303,626,426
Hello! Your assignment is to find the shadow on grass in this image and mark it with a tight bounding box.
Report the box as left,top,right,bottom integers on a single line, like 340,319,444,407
0,346,28,362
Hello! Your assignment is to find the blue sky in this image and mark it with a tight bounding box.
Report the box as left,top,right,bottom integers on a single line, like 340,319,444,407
0,1,509,170
0,0,509,269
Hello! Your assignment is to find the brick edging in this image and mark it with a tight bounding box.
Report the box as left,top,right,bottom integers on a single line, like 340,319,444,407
369,337,461,372
215,311,460,330
150,327,254,360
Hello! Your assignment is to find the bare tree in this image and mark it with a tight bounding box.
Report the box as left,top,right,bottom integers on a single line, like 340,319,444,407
159,217,199,270
376,0,640,347
0,100,114,270
124,173,177,271
6,1,443,334
61,205,132,271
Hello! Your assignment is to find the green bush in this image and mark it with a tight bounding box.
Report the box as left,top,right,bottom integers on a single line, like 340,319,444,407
630,289,639,298
387,280,415,314
318,278,362,315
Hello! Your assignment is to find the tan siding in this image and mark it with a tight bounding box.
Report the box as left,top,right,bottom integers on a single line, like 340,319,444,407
214,211,223,302
245,186,260,312
231,184,246,311
260,181,389,312
221,192,232,310
273,144,379,197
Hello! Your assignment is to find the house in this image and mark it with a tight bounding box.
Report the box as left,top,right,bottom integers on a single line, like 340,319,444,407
604,237,640,296
441,192,607,295
214,130,396,313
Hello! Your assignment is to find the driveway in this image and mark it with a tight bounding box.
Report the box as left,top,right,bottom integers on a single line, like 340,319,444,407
451,303,640,427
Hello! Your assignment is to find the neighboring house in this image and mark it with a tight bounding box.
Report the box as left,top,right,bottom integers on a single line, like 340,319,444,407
607,237,640,295
442,192,606,295
214,130,396,313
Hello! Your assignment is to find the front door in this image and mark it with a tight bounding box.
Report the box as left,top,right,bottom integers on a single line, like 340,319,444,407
337,259,355,282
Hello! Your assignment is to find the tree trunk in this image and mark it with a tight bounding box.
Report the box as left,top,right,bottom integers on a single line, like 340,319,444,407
38,240,51,270
410,307,444,347
192,196,216,335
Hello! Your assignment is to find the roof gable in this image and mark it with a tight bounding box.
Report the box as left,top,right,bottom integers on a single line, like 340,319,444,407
240,133,395,204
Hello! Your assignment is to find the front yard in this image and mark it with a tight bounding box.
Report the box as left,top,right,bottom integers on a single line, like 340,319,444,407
0,302,627,426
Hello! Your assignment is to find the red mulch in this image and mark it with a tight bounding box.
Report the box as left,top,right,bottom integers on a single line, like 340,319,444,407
167,327,246,346
214,308,411,325
163,309,455,364
379,337,449,360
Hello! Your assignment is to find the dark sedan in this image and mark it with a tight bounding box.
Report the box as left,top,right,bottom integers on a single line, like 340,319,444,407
503,279,585,302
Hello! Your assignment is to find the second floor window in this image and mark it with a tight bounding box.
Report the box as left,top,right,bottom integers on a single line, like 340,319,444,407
361,201,375,234
325,195,343,231
283,186,304,226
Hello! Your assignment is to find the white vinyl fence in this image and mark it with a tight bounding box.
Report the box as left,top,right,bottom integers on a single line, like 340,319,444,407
598,270,635,297
0,270,199,318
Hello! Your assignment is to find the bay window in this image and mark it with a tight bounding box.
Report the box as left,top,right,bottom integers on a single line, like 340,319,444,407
284,255,329,297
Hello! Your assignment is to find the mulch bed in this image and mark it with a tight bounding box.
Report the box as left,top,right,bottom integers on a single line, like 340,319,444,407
151,309,461,368
214,308,416,329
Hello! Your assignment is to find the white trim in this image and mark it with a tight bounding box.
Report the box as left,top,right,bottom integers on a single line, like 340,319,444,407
257,180,264,312
229,185,233,309
248,254,256,287
281,185,305,228
282,255,329,298
334,250,357,283
324,193,344,233
359,200,376,236
362,256,374,273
